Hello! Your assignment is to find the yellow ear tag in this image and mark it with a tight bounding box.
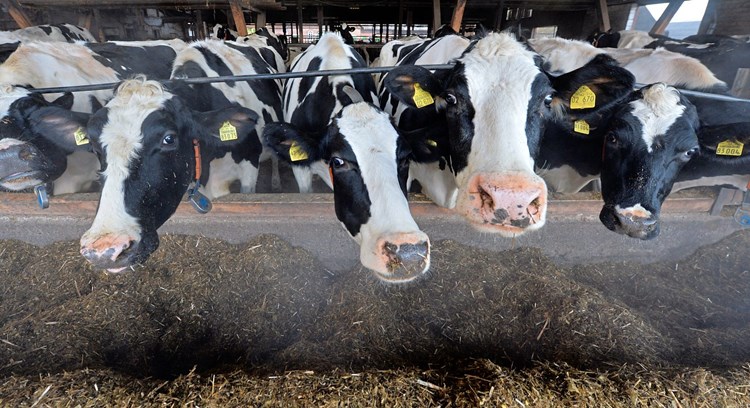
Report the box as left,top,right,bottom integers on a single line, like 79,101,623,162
412,83,435,108
74,127,89,146
716,140,744,156
289,141,309,162
426,139,438,147
570,85,596,110
573,120,590,135
219,121,238,141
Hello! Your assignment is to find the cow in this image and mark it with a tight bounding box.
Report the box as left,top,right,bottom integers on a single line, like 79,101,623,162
234,27,289,69
212,24,238,41
80,38,286,271
0,40,186,197
588,30,665,49
379,30,634,237
263,33,432,282
0,23,96,45
529,37,727,93
538,83,701,239
0,86,91,194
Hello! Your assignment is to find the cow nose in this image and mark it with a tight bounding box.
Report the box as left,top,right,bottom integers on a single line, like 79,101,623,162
369,232,430,283
462,172,547,232
614,205,659,239
17,145,35,161
80,234,135,271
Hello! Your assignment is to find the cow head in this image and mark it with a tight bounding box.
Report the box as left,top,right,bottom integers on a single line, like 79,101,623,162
80,78,258,272
0,85,89,191
264,92,433,283
384,33,633,237
599,83,700,240
587,29,620,48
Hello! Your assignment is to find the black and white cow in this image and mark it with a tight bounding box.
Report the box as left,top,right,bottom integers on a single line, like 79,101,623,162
0,23,96,45
264,33,431,282
539,83,701,239
80,39,285,271
0,40,186,196
235,27,289,69
212,24,238,41
0,86,91,193
379,30,634,237
529,37,728,93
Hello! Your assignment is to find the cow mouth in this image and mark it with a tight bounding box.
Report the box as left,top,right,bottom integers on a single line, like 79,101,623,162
83,233,160,272
599,205,660,240
0,170,46,189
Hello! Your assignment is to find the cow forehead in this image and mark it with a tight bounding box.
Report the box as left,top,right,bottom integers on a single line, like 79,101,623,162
629,84,686,152
98,79,172,168
459,33,542,92
335,103,399,159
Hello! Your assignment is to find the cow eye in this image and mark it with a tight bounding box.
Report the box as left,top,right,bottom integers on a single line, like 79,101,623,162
682,147,699,161
445,93,457,105
162,133,176,146
606,132,618,145
544,94,553,107
331,157,346,169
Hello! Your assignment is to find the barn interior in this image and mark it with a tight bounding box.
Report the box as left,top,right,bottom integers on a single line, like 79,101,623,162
0,0,748,406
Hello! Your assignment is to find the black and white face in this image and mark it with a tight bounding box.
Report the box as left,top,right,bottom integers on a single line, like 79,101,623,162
265,102,430,283
80,78,257,272
0,85,88,191
599,83,700,240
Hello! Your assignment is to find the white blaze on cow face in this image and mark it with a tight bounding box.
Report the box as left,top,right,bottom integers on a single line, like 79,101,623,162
80,80,171,272
630,83,686,153
335,102,430,282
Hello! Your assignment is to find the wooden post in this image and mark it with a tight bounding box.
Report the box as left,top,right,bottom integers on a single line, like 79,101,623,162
432,0,441,35
1,0,34,28
385,23,389,42
78,11,93,31
229,0,248,36
406,10,413,36
397,0,404,37
731,68,750,99
492,0,505,30
697,0,717,35
450,0,467,34
195,10,204,39
595,0,611,32
316,6,323,39
296,0,303,43
379,23,383,43
650,0,684,36
256,11,266,30
92,8,105,41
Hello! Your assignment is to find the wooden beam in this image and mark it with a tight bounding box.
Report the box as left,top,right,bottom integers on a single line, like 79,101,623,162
77,11,93,30
1,0,34,28
406,9,413,36
697,0,717,35
450,0,467,34
229,0,248,36
255,11,266,29
595,0,610,32
649,0,684,36
432,0,441,35
397,0,403,37
92,8,105,41
195,10,204,39
492,0,505,30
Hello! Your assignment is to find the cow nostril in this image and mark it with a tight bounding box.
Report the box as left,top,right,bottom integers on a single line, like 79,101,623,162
478,186,494,210
18,146,34,161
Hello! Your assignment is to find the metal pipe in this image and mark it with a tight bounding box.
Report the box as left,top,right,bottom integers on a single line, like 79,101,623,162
29,64,457,95
634,83,750,103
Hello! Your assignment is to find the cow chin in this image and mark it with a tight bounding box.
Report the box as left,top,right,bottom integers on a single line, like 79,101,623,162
0,170,47,191
359,232,431,284
599,205,661,240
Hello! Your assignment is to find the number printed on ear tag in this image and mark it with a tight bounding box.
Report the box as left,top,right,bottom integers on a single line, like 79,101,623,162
716,140,743,156
219,121,238,141
289,141,309,162
573,120,590,135
570,85,596,110
74,128,89,146
412,83,435,108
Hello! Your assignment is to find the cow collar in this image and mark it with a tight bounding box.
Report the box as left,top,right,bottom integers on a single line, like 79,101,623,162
187,139,212,214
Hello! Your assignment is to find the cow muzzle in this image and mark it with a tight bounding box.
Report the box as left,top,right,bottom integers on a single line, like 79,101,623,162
600,204,660,240
363,232,430,284
0,140,47,190
457,172,547,236
80,232,158,272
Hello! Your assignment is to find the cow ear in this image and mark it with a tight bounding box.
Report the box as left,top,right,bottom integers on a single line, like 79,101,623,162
383,65,445,110
28,106,91,152
698,122,750,159
51,92,74,109
263,122,322,165
194,105,259,146
549,54,634,121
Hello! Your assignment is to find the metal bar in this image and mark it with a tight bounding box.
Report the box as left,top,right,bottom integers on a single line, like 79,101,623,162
29,64,457,95
634,83,750,103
